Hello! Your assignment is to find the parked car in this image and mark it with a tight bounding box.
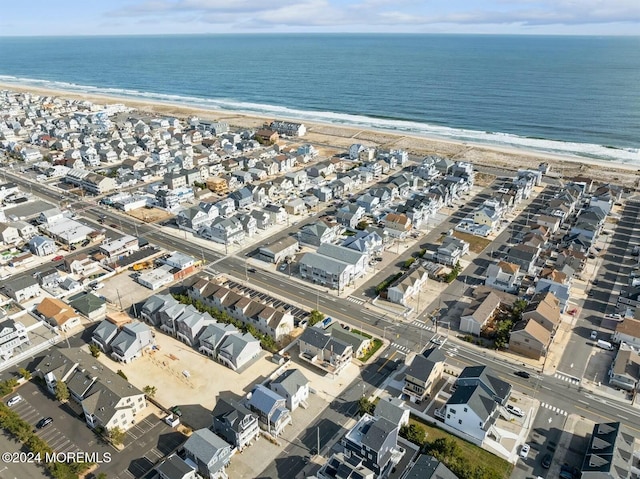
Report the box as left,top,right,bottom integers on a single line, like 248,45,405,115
51,255,64,262
247,267,257,273
604,313,623,321
541,453,552,469
36,417,53,429
7,395,22,407
506,404,525,417
519,443,530,459
170,406,183,417
590,331,598,340
514,371,531,379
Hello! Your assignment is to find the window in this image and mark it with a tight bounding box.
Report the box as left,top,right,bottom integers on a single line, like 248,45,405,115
447,414,450,419
450,408,456,414
458,419,462,425
463,407,467,412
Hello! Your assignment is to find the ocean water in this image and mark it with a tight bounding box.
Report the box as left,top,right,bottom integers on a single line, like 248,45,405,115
0,34,639,163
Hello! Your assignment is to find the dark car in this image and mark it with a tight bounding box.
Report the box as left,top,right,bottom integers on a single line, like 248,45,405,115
170,406,183,417
514,371,531,379
541,453,552,468
36,417,53,429
247,268,257,273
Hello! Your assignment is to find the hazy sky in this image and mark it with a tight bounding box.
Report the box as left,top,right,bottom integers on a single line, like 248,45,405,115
2,0,640,36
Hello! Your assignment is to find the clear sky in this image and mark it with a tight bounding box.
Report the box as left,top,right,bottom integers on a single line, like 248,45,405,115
2,0,639,36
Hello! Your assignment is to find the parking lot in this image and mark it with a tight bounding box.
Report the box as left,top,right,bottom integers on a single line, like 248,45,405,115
224,279,309,323
6,380,185,479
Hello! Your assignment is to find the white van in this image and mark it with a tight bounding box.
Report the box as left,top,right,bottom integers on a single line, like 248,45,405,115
597,339,614,351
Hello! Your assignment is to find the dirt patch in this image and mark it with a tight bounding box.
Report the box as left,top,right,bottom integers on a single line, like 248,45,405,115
127,207,173,223
474,172,497,187
452,230,493,254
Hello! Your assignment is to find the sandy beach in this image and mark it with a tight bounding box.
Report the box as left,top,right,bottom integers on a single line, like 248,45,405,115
2,81,638,186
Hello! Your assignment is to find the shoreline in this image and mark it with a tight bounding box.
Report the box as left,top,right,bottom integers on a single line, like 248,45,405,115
2,81,639,185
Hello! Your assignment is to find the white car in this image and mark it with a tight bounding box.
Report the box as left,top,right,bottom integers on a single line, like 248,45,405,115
7,395,22,407
519,443,530,459
506,404,525,417
604,313,623,321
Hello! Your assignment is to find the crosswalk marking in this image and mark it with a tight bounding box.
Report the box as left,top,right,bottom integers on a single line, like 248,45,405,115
392,342,411,353
554,373,580,384
540,402,567,416
411,320,433,331
346,296,364,305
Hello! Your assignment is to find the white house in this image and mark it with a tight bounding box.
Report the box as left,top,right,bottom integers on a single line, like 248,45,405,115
269,369,309,412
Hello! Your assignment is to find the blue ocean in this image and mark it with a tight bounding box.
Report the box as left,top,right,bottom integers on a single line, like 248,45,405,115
0,34,639,163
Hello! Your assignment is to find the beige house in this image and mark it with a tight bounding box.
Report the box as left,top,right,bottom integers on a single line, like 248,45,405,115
522,291,560,333
460,292,502,336
36,297,81,332
384,213,412,238
509,318,551,359
612,318,640,348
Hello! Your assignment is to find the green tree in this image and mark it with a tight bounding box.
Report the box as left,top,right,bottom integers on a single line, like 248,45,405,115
143,385,157,398
107,426,126,446
55,381,69,402
308,310,324,327
356,220,369,231
511,299,527,320
400,423,426,445
403,258,416,269
97,473,108,479
357,397,375,416
18,368,31,380
116,370,128,381
426,437,461,463
89,343,101,358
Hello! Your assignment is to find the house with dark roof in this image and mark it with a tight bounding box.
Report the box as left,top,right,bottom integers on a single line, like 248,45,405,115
269,368,309,412
3,276,40,303
340,413,403,476
506,244,540,274
182,428,233,479
374,397,410,428
109,321,155,363
156,453,197,479
581,422,634,479
404,454,459,479
198,322,239,358
455,365,511,406
247,384,292,437
33,348,147,432
212,398,260,451
402,348,446,403
440,383,500,443
68,292,106,321
298,327,353,375
316,452,375,479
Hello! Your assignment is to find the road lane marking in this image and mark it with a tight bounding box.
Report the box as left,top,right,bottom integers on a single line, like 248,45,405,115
377,350,397,373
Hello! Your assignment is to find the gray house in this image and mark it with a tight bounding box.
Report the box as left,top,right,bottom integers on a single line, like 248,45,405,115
182,428,233,479
198,322,239,358
269,369,309,412
109,321,155,363
247,384,292,437
341,414,401,476
176,310,214,347
3,276,40,302
217,332,261,371
229,187,254,209
212,398,260,451
91,320,119,353
29,235,58,256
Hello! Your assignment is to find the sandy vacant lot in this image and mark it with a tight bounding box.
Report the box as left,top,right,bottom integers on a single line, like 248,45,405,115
94,332,279,425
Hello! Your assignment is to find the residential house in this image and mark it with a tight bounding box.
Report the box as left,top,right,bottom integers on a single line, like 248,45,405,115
506,244,540,274
68,292,107,321
269,368,309,413
0,319,30,362
402,348,446,404
341,230,383,258
197,322,238,358
0,223,20,244
247,384,292,437
508,319,551,359
299,244,367,291
91,320,120,354
374,397,410,428
522,292,561,334
608,343,640,391
384,213,412,238
459,292,502,336
28,235,58,256
581,422,634,479
156,454,197,479
264,204,288,225
328,324,372,359
110,321,155,363
249,209,272,230
229,187,255,209
403,455,459,479
341,414,402,476
258,236,299,264
217,332,261,371
177,206,212,233
387,267,429,305
201,217,245,245
36,297,81,332
284,198,307,216
535,214,561,234
612,318,640,349
437,234,469,266
317,453,375,479
3,276,40,302
182,428,233,479
336,204,365,229
298,327,352,375
298,221,341,247
535,269,571,313
484,261,521,293
473,205,501,232
211,398,260,451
